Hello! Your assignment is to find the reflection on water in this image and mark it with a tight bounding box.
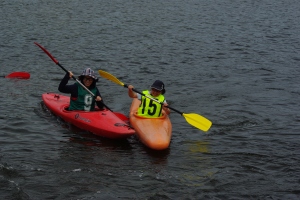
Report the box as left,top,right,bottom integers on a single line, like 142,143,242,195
188,141,210,154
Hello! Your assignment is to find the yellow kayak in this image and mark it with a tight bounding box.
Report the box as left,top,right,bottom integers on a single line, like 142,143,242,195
129,98,172,150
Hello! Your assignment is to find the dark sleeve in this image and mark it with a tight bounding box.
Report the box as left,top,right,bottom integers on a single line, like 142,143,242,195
58,73,78,97
95,87,105,110
95,87,101,98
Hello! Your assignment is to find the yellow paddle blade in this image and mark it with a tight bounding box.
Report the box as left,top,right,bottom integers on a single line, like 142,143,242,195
98,70,125,87
183,113,212,132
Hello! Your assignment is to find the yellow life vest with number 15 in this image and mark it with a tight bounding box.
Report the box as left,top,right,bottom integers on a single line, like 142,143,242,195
137,90,165,118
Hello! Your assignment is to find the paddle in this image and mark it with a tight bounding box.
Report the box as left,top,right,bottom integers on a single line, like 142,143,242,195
98,70,212,132
34,42,112,112
2,72,30,79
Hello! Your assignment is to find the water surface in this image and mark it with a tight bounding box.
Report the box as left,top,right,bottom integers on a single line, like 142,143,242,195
1,0,300,199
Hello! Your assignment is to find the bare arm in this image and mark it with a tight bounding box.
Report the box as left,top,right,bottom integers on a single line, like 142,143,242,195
162,102,171,115
128,85,137,98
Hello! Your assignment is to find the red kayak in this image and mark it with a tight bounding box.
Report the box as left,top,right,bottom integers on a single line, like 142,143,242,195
42,93,135,139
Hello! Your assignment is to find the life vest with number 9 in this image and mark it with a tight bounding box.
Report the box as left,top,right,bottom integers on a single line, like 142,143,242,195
69,82,97,111
137,90,165,118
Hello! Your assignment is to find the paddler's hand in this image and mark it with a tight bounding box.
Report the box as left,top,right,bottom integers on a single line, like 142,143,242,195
128,85,134,91
95,96,102,101
163,103,170,115
68,71,74,78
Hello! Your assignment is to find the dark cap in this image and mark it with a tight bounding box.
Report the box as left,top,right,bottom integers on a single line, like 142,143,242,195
151,80,166,94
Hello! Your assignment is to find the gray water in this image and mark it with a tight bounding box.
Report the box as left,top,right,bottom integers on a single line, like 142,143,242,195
1,0,300,199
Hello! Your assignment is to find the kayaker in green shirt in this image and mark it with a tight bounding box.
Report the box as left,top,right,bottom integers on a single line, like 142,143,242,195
128,80,170,117
58,68,104,111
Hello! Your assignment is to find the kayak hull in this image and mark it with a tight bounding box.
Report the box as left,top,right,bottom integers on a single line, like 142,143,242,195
129,98,172,150
42,93,135,139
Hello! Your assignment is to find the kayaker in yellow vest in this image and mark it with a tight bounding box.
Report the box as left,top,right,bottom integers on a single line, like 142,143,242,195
128,80,170,117
58,68,104,111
